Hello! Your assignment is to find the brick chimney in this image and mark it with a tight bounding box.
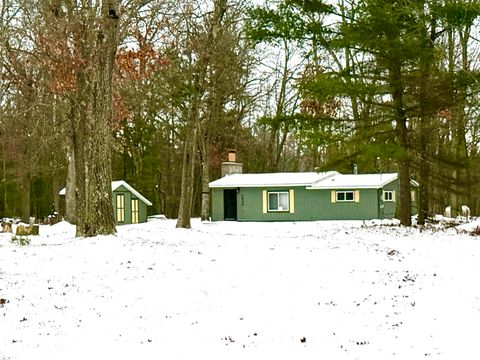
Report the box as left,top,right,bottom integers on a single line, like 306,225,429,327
221,150,243,177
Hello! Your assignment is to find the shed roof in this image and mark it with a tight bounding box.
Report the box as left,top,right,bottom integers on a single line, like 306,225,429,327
308,173,398,189
208,171,339,188
111,180,152,206
59,180,152,206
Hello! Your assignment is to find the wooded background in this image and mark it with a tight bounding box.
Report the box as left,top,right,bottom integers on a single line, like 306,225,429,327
1,0,479,231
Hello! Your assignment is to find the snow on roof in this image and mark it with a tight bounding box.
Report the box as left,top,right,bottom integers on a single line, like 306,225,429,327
111,180,152,206
308,173,398,189
58,180,152,206
209,171,339,188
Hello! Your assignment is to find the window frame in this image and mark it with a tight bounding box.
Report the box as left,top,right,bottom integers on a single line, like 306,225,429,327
131,198,139,224
116,194,125,222
383,190,394,202
336,190,355,202
267,191,290,212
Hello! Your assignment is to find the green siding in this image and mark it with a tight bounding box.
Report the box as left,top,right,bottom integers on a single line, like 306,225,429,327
381,180,398,219
238,187,381,221
211,179,407,221
211,188,226,221
112,185,149,224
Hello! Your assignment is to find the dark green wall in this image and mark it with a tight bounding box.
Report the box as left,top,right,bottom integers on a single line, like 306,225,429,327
112,185,149,224
211,180,407,221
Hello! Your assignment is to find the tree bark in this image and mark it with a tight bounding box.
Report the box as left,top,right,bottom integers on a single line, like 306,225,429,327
176,124,197,228
416,8,436,226
19,171,31,223
390,62,411,226
65,143,76,223
200,138,210,221
72,1,118,237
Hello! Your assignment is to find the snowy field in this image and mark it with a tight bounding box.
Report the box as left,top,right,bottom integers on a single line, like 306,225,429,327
1,218,480,360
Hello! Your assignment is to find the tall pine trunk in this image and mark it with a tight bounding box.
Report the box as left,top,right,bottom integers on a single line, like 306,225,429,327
390,63,411,226
417,7,437,225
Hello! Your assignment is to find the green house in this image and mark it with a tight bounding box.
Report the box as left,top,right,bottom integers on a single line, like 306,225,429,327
209,171,413,221
59,180,152,224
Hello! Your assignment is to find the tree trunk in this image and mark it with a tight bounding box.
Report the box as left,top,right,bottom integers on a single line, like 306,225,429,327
20,172,31,223
390,63,411,226
416,11,436,226
176,124,197,228
1,142,6,217
200,139,210,221
65,143,76,223
72,1,118,237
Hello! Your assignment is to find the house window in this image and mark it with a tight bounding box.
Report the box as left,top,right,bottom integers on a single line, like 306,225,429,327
268,191,289,212
131,199,139,224
383,191,394,202
116,194,125,222
336,191,354,202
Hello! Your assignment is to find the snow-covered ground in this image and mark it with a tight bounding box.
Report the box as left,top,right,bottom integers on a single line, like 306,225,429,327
1,218,480,360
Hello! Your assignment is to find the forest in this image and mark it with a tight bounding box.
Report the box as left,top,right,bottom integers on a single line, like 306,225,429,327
0,0,479,234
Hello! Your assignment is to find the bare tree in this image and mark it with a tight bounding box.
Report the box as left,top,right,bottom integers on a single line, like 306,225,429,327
39,0,120,235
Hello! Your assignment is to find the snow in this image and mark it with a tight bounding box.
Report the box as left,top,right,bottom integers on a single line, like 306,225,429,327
208,171,338,188
208,172,400,190
1,218,480,359
309,173,398,189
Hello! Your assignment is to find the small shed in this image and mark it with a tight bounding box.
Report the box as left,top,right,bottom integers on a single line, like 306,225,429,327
111,180,152,224
209,171,413,221
59,180,152,224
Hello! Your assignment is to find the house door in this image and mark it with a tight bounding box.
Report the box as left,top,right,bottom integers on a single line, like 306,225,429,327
224,189,237,221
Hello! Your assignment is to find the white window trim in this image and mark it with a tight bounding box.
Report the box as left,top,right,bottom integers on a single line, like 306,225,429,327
131,198,139,224
383,190,394,202
116,194,125,222
336,191,355,202
268,191,290,212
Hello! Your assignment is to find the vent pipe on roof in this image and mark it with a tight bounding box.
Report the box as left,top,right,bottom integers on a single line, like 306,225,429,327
221,150,243,177
353,164,358,174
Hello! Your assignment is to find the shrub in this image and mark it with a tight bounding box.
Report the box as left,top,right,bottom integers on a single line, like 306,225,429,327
11,235,31,246
470,226,480,236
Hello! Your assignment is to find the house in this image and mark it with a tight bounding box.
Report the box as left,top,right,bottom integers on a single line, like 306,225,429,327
209,171,411,221
59,180,152,224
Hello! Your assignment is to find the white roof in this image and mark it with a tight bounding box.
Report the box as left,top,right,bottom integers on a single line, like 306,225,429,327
111,180,152,206
59,180,152,206
308,173,398,189
209,171,339,188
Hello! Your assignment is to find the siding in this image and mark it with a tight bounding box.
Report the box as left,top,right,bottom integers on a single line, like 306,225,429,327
381,180,398,219
210,179,407,221
211,188,226,221
222,187,381,221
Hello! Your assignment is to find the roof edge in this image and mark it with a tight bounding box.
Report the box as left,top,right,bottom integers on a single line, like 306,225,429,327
112,180,153,206
58,181,153,206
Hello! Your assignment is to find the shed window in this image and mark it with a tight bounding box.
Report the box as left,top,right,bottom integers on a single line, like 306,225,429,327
383,191,395,202
131,199,139,224
268,191,289,212
336,191,354,202
116,194,125,222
